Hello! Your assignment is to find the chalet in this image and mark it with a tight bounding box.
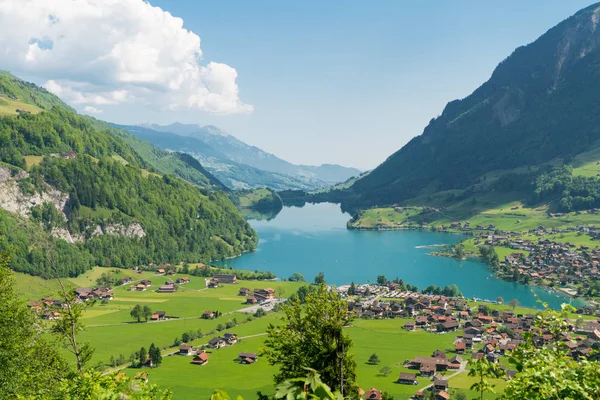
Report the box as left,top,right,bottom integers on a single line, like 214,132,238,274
134,284,146,291
140,279,152,286
157,284,175,293
448,356,462,369
167,269,176,275
42,311,60,320
208,279,219,288
179,345,194,356
246,296,258,304
464,327,482,336
122,277,132,285
213,274,237,284
437,321,459,332
27,301,43,313
415,316,429,326
397,373,418,385
218,331,235,344
207,337,227,349
434,380,448,391
60,151,77,159
410,356,449,371
254,288,275,301
156,269,165,275
420,363,436,377
151,311,166,321
239,352,258,364
455,341,466,353
365,388,382,400
435,391,450,400
191,350,210,365
403,322,416,331
176,277,190,284
202,310,215,319
432,350,446,358
238,287,251,296
75,288,93,300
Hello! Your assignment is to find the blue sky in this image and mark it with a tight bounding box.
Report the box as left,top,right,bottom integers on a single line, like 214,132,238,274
4,0,594,169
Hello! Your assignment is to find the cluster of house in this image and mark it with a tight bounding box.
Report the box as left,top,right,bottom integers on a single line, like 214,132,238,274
74,286,113,301
130,279,152,292
207,274,238,288
485,232,600,302
238,287,276,304
177,332,258,366
27,298,65,320
155,277,190,293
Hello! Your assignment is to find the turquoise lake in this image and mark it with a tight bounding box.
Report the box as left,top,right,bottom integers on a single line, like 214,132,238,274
216,202,581,309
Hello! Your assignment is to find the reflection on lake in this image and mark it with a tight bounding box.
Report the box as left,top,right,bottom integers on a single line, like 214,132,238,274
216,203,583,309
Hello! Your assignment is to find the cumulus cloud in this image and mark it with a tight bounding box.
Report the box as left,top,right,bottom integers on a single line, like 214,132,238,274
0,0,253,115
83,106,103,115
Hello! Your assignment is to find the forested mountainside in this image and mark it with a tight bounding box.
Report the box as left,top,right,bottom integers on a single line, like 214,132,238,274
116,124,331,190
0,72,257,277
344,3,600,209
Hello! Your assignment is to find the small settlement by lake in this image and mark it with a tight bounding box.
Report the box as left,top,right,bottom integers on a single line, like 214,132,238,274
215,203,585,309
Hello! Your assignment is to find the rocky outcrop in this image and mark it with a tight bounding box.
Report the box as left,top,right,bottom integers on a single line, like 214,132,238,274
0,167,69,218
0,166,146,241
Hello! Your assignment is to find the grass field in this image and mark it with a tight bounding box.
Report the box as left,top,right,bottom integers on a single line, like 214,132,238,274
449,372,506,400
0,97,42,115
23,155,44,169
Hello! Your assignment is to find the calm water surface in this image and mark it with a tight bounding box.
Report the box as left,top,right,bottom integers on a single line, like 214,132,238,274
217,203,581,309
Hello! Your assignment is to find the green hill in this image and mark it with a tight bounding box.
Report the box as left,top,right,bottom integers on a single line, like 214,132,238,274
344,3,600,211
0,73,257,277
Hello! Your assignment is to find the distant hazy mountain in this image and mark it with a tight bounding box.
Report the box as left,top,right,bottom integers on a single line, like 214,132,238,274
144,123,362,185
116,124,331,191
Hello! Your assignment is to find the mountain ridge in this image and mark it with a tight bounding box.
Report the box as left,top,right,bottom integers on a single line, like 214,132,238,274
343,2,600,209
142,122,362,187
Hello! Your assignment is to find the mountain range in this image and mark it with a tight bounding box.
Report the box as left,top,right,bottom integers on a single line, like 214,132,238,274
341,2,600,210
0,72,256,277
117,123,361,191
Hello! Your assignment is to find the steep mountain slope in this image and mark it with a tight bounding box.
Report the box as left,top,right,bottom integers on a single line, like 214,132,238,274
345,3,600,208
0,72,257,277
117,124,330,190
146,123,362,185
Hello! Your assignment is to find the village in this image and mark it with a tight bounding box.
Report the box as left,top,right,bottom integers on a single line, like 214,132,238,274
336,282,600,400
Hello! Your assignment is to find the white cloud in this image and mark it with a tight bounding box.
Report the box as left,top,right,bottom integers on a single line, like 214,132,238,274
83,106,103,114
0,0,253,115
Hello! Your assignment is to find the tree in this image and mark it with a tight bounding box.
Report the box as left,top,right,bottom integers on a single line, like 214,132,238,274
467,357,504,400
181,332,190,343
263,284,358,396
376,275,387,286
274,369,343,400
149,343,162,367
138,347,147,366
496,296,504,304
367,353,380,365
142,305,153,322
508,299,519,311
348,282,356,296
130,304,144,323
314,272,326,285
0,249,69,398
254,308,267,318
455,393,467,400
363,287,371,297
173,337,182,347
378,366,392,377
381,391,394,400
289,272,305,282
504,304,600,399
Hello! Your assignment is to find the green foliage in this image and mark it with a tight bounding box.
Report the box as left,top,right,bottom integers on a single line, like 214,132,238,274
313,272,326,285
376,275,387,286
479,245,500,267
504,304,600,399
0,248,69,398
367,353,380,365
347,282,356,296
467,357,505,400
56,371,173,400
130,304,152,323
274,369,343,400
534,165,600,212
263,284,358,396
378,366,392,377
288,272,306,282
